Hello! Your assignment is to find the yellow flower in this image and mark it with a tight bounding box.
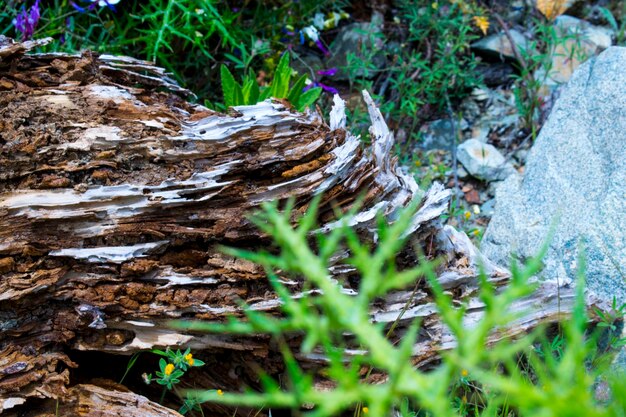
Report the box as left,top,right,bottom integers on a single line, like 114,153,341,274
473,16,489,35
362,407,369,414
185,353,194,366
464,211,471,220
217,389,224,396
461,369,469,377
164,363,175,376
431,2,438,9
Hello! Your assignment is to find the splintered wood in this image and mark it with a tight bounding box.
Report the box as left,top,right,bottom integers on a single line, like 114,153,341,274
0,36,583,416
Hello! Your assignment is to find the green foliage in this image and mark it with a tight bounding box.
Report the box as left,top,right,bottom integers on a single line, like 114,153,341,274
220,52,321,111
172,199,626,417
344,1,483,142
0,0,337,102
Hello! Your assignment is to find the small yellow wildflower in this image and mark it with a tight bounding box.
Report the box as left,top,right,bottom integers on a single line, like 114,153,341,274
473,15,490,35
472,229,480,236
362,407,369,414
217,389,224,396
431,2,438,10
461,369,469,377
464,211,471,220
164,363,175,376
185,353,194,366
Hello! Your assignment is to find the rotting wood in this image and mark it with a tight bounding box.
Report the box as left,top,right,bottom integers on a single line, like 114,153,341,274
0,36,603,415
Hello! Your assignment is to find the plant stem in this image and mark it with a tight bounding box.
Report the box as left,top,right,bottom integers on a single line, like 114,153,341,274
160,387,167,404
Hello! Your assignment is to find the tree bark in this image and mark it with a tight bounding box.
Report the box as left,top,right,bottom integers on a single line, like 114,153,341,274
0,36,596,415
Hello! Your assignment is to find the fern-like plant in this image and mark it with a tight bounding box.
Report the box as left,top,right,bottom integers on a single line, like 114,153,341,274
220,52,322,111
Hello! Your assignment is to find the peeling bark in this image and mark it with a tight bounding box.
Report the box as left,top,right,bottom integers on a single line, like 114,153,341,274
0,36,598,415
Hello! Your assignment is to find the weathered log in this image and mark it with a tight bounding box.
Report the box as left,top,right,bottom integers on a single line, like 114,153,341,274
0,36,591,415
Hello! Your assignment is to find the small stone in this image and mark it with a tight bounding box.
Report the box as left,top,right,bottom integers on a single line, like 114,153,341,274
539,15,615,86
419,118,467,151
471,88,490,101
555,15,613,50
457,139,515,182
471,29,532,62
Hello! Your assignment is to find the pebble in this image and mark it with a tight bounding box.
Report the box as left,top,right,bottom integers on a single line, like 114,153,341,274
457,139,516,182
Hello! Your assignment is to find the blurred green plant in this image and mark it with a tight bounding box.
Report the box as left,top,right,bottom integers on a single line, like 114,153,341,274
171,197,626,417
220,51,321,111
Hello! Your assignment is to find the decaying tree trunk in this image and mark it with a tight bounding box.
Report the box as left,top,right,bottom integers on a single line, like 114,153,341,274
0,36,599,416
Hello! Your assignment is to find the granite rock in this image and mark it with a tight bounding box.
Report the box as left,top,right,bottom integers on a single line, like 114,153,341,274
481,47,626,306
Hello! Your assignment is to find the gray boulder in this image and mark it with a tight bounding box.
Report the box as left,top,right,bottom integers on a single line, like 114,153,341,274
481,47,626,305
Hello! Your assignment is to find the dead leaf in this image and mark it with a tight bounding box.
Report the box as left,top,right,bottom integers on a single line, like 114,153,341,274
536,0,575,20
464,189,481,204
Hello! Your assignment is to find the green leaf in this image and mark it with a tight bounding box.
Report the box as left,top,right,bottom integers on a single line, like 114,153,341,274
296,87,322,111
598,7,618,31
242,78,260,105
259,88,272,101
270,52,291,99
220,64,243,107
224,52,244,68
287,74,308,106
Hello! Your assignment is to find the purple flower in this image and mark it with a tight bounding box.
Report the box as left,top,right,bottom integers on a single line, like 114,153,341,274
304,82,338,95
317,68,337,76
12,0,41,40
314,39,329,56
304,67,338,95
